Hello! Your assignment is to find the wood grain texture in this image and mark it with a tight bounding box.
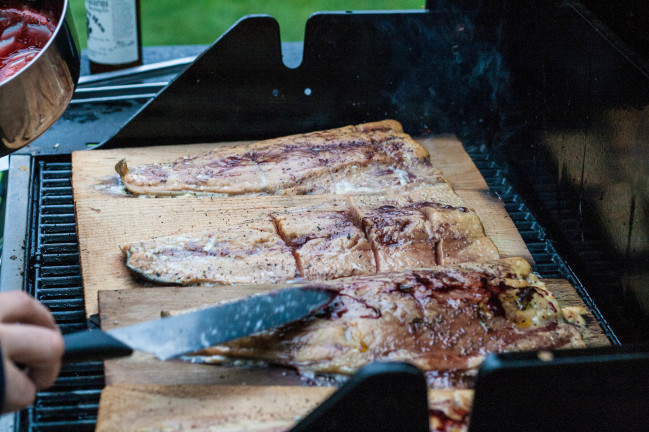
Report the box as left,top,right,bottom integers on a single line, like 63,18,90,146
95,384,334,432
95,384,472,432
99,279,609,387
420,136,487,190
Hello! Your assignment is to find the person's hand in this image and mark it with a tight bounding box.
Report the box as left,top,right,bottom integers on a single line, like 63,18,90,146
0,291,64,413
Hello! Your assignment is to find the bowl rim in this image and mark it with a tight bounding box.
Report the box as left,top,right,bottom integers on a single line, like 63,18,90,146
0,0,71,86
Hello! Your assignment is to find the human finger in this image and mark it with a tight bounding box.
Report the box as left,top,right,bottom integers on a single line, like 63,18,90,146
0,291,57,330
0,324,64,390
1,359,36,413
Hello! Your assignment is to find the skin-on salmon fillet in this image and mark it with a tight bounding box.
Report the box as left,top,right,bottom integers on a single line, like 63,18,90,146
122,219,297,285
272,210,375,280
347,186,500,269
327,163,445,197
354,204,439,272
122,185,499,285
115,120,442,197
114,145,263,196
176,258,585,387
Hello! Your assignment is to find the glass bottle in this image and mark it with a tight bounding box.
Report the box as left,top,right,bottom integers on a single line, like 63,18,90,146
85,0,142,73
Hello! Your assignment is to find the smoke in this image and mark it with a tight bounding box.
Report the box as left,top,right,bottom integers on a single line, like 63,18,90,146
387,4,517,149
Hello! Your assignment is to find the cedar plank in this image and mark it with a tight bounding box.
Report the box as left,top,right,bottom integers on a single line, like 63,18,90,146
95,384,473,432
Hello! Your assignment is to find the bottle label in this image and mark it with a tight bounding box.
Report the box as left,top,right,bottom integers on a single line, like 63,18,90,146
86,0,139,65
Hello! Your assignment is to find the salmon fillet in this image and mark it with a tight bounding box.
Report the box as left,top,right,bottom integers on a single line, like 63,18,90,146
252,126,386,193
269,163,445,196
122,219,297,285
327,163,445,195
354,205,438,272
407,184,486,240
407,185,501,265
272,210,375,279
181,258,585,387
114,145,263,196
348,187,500,269
123,185,499,285
115,120,438,197
251,121,432,191
436,237,501,265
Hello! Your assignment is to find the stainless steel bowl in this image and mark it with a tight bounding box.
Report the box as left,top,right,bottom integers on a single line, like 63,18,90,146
0,0,80,155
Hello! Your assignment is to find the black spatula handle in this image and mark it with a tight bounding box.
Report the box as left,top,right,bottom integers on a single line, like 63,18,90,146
63,330,133,362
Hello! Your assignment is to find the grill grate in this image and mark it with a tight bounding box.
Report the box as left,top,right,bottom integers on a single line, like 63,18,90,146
466,145,617,343
18,149,616,430
20,159,103,432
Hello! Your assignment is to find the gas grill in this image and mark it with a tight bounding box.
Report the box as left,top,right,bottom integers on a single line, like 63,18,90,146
1,0,648,430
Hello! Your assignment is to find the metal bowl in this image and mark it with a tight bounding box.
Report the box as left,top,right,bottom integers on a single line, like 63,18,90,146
0,0,80,156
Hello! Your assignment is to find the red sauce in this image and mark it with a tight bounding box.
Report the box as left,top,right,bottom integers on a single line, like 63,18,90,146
316,292,381,320
0,3,57,82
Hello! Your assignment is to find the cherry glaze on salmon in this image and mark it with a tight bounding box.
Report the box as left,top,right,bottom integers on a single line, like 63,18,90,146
115,120,443,197
179,258,585,387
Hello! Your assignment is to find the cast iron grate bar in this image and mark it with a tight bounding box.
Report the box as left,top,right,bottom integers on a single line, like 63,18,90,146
20,159,103,432
18,146,617,430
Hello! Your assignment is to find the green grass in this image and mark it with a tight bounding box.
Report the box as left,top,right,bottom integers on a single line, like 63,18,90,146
69,0,424,48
